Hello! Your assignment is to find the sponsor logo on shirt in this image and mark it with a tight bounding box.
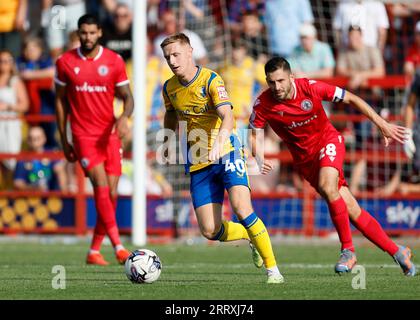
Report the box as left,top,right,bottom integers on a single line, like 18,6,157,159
286,114,318,130
75,82,107,93
216,86,229,100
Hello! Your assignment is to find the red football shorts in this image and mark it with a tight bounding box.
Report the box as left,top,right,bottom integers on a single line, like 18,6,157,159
72,134,122,176
296,132,348,191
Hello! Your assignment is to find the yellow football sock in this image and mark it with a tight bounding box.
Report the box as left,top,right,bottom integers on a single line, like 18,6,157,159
241,213,277,268
215,220,250,242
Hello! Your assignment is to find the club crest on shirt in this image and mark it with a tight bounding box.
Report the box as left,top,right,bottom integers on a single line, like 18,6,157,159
198,86,206,98
81,158,89,168
98,65,109,76
74,67,80,74
301,99,313,111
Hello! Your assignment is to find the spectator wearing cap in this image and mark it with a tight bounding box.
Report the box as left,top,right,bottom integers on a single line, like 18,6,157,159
404,21,420,80
333,0,389,51
288,23,335,79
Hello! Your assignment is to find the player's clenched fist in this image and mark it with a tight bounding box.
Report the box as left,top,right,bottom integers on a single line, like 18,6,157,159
63,142,77,162
209,142,222,162
258,159,274,175
114,115,130,139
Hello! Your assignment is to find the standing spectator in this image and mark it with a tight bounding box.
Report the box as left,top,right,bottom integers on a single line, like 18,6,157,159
101,3,133,61
0,0,27,58
219,40,265,131
264,0,313,58
404,21,420,80
42,0,86,60
153,10,208,66
17,37,57,149
333,0,389,51
289,23,335,79
239,10,269,61
227,0,265,34
336,25,385,90
13,126,67,191
0,49,29,189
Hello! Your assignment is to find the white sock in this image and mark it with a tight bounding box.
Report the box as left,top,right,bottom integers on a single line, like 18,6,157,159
114,244,125,252
267,266,281,276
89,249,100,255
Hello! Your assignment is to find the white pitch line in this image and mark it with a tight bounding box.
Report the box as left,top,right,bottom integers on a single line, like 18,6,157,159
163,263,411,269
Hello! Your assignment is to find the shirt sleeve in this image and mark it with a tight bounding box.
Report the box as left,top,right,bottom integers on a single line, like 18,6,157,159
115,54,130,87
375,3,390,29
162,80,174,111
300,0,314,23
54,56,67,86
322,43,336,69
13,161,27,182
208,72,232,109
249,97,267,129
307,79,346,103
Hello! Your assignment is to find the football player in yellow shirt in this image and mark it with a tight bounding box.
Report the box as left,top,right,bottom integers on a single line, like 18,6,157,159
160,33,283,284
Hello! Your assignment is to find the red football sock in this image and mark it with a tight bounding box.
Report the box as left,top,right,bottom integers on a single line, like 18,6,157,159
90,193,119,251
352,209,399,256
328,197,354,252
90,222,106,251
93,186,121,247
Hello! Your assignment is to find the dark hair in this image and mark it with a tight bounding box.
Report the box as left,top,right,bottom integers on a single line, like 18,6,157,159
348,24,362,33
264,56,291,75
77,14,101,29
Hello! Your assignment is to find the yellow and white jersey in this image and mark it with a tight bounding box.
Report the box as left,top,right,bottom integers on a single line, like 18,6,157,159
163,66,240,172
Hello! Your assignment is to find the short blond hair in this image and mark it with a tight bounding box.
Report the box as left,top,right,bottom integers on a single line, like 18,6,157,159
160,33,191,49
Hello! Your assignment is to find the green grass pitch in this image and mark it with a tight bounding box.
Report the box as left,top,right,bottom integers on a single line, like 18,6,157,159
0,241,418,300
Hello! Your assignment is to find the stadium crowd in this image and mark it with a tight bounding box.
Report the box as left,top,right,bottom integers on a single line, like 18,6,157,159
0,0,419,197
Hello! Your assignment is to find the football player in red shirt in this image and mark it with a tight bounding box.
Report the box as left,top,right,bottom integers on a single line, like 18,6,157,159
249,57,415,276
55,14,134,266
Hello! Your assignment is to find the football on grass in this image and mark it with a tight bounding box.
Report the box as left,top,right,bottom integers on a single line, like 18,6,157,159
125,249,162,284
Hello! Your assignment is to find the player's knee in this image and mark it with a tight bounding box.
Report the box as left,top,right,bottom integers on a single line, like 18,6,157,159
200,227,220,240
318,182,339,201
230,201,253,219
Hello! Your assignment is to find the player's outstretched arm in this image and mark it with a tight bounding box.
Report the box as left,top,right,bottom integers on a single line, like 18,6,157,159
209,104,234,161
55,84,77,162
114,84,134,139
343,90,407,147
